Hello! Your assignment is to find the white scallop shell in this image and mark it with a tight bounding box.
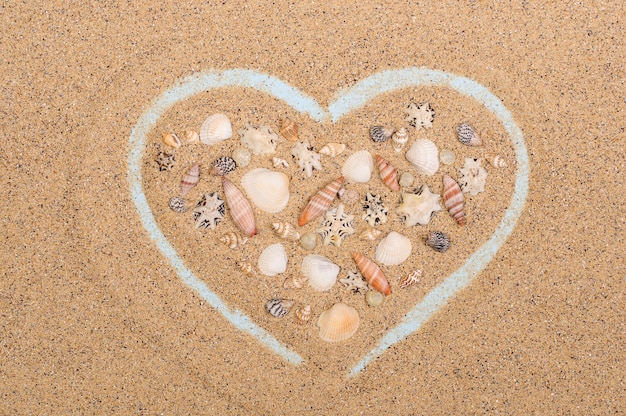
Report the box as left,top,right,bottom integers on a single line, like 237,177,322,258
302,254,340,292
341,150,374,183
241,168,290,214
317,303,360,342
257,243,288,276
200,114,233,145
405,139,439,176
375,231,412,266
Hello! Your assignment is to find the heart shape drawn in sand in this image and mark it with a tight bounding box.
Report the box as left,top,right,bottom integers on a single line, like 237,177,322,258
127,68,529,377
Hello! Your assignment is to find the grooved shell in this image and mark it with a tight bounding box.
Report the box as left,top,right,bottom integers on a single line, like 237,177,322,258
342,150,374,183
405,139,439,176
266,298,295,318
375,231,412,266
295,304,312,325
222,176,257,237
258,243,288,276
302,254,340,292
279,118,298,142
375,154,400,191
443,175,466,226
298,176,344,226
180,163,200,197
317,303,360,342
369,126,394,143
241,168,290,214
352,252,391,295
319,143,346,157
200,114,233,145
272,222,300,241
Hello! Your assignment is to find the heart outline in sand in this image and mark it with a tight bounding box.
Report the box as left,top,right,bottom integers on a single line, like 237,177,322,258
127,68,529,377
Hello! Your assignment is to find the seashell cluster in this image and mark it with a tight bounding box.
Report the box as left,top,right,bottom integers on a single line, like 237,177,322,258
239,123,278,155
456,122,483,146
319,143,345,157
302,254,340,292
406,139,439,176
342,150,374,183
241,168,290,214
318,303,360,342
200,114,233,145
266,298,295,318
222,176,257,237
459,158,488,196
258,243,288,276
375,231,412,266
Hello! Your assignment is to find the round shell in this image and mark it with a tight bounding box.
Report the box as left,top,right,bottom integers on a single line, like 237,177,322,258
341,150,374,183
241,168,290,214
168,196,187,213
184,130,199,144
440,149,456,165
375,231,412,266
366,290,385,307
317,303,360,342
200,114,233,145
258,243,288,276
295,304,312,325
399,172,414,188
231,147,251,168
425,231,451,253
405,139,439,176
300,232,317,250
302,254,340,292
456,123,483,146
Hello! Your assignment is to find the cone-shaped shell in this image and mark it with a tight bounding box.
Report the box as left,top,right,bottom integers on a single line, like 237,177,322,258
375,155,400,192
279,118,298,142
222,176,257,237
272,222,300,241
219,232,247,249
405,139,439,176
295,304,311,325
317,303,360,342
442,175,466,226
375,231,412,266
200,114,233,145
180,163,200,197
341,150,374,183
258,243,288,276
298,176,344,226
319,143,345,157
241,168,290,214
351,252,391,295
302,254,340,292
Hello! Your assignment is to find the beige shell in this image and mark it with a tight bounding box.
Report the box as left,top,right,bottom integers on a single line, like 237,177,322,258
341,150,374,183
200,114,233,145
319,143,346,157
359,228,382,241
279,118,298,142
302,254,340,292
299,232,317,250
283,274,308,289
241,168,290,214
440,149,456,165
375,231,412,266
219,232,248,249
295,304,312,325
405,139,439,176
317,303,360,342
272,157,290,168
486,154,508,168
231,147,251,168
272,222,300,241
184,130,199,144
239,124,278,155
238,261,254,276
162,132,181,148
392,127,409,152
257,243,288,276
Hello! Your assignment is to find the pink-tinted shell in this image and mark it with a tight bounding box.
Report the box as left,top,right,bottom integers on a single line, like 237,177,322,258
221,176,257,237
180,163,200,197
442,175,466,226
298,176,344,226
375,154,400,192
351,252,391,296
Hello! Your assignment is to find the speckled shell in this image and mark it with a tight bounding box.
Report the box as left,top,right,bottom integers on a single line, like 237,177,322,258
405,139,439,176
375,154,401,192
162,132,181,149
241,168,290,214
272,222,300,241
424,231,451,252
342,150,374,183
168,196,187,213
456,123,483,146
369,126,394,143
298,176,344,226
351,252,391,296
375,231,412,266
279,118,298,142
180,163,200,197
302,254,340,292
317,303,360,342
210,156,237,176
266,298,295,318
258,243,288,276
221,176,257,237
443,175,466,226
200,114,233,145
295,304,312,325
392,127,409,152
319,143,346,157
155,150,175,171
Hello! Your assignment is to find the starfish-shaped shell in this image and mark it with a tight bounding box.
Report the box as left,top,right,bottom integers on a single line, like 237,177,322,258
362,192,388,227
155,150,175,171
315,203,355,247
395,184,443,226
193,192,225,229
404,101,435,130
291,140,322,177
339,271,369,294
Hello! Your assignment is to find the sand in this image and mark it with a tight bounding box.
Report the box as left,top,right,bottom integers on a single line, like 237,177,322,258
1,2,624,414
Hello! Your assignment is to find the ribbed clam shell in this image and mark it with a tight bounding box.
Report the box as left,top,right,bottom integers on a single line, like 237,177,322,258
295,304,311,325
162,132,181,148
318,143,346,157
405,139,439,176
258,243,288,276
456,123,483,146
279,118,298,142
392,127,409,152
266,298,295,318
297,176,344,226
231,147,251,168
400,269,422,288
369,125,394,143
375,231,412,266
222,176,257,237
375,154,400,192
302,254,340,292
342,150,374,183
283,274,307,289
219,231,248,249
180,163,200,197
424,231,451,252
272,222,300,241
168,196,187,213
317,303,360,342
241,168,290,214
210,156,237,176
351,252,391,295
200,113,233,145
443,175,466,226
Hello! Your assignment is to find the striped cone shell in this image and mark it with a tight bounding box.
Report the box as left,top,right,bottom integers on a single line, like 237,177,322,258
375,155,400,192
279,118,298,142
297,176,344,226
442,175,466,226
222,176,258,237
180,163,200,197
351,252,391,296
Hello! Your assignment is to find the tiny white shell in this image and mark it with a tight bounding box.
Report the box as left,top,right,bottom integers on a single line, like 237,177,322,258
318,303,360,342
399,172,415,188
405,139,439,176
300,232,317,250
231,147,251,168
257,243,288,276
440,149,456,165
341,150,374,183
241,168,290,214
200,114,233,145
375,231,412,266
302,254,340,292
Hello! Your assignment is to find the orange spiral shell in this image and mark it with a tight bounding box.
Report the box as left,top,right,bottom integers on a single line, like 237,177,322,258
297,176,344,226
180,163,200,197
351,252,391,296
279,118,298,142
442,175,466,226
375,154,400,192
222,176,258,237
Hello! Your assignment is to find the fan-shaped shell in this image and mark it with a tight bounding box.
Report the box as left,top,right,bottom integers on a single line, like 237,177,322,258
258,243,288,276
241,168,290,214
200,114,233,145
405,139,439,176
341,150,374,183
302,254,340,292
375,231,412,266
317,303,360,342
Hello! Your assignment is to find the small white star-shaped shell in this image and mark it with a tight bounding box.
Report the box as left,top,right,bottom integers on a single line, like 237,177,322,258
193,192,225,229
339,271,369,294
404,101,435,130
395,185,443,226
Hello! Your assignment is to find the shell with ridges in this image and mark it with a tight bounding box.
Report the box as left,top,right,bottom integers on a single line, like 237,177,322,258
222,176,257,237
456,123,483,146
375,154,401,191
443,175,466,226
302,254,340,292
351,252,391,295
200,114,233,145
298,176,344,226
283,274,307,290
279,118,298,142
210,156,237,176
318,143,346,157
257,243,288,276
272,222,300,241
400,270,422,288
425,231,451,252
342,150,374,183
241,168,290,214
219,231,248,249
486,154,507,168
162,132,181,148
295,304,311,325
392,127,409,152
317,303,360,342
184,130,199,144
375,231,412,266
266,298,295,318
180,163,200,197
369,126,394,143
405,139,439,176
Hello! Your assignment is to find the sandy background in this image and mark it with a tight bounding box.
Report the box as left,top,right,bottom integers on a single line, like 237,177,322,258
2,1,624,414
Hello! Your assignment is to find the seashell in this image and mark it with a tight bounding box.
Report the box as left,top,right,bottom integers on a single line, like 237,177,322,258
272,157,289,168
231,147,251,168
392,127,409,152
359,227,382,241
316,203,356,247
399,172,414,188
456,123,483,146
193,192,225,229
369,126,394,143
366,290,385,307
291,141,322,177
238,261,254,276
318,143,346,157
459,158,488,196
266,298,295,318
162,132,181,149
362,192,388,227
375,231,412,266
299,232,317,250
400,269,422,289
297,176,344,226
210,156,237,176
486,154,507,168
283,274,307,290
396,184,443,227
155,150,175,171
318,303,360,342
351,252,391,295
442,175,466,226
168,196,187,213
342,150,374,183
294,304,311,325
272,222,300,241
239,123,278,155
257,243,288,276
338,187,359,205
180,163,200,197
222,176,257,237
440,149,456,165
200,114,233,145
424,231,451,252
405,139,439,176
279,118,298,142
375,154,401,191
339,271,369,294
184,130,199,144
219,231,248,249
302,254,340,292
405,101,435,130
241,168,290,214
